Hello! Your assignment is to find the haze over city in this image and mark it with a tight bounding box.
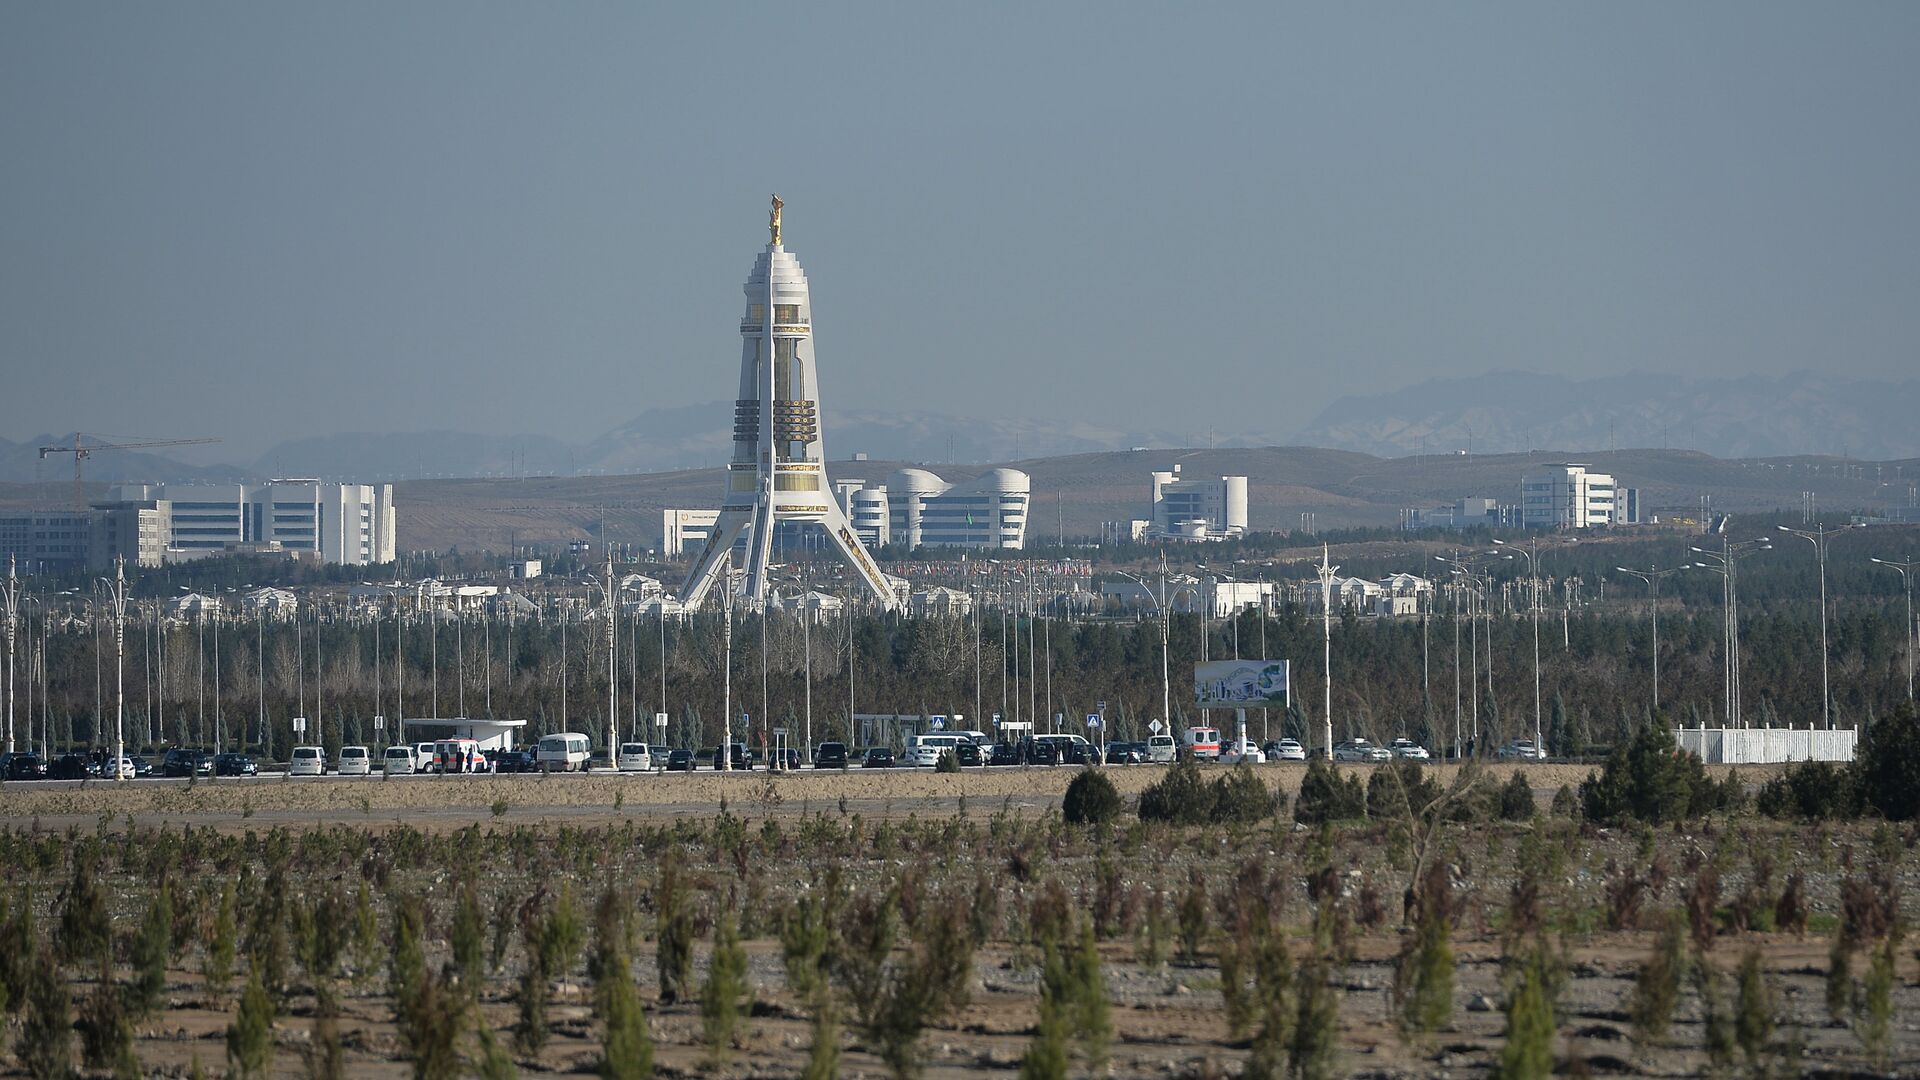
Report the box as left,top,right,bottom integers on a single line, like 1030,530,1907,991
4,3,1918,464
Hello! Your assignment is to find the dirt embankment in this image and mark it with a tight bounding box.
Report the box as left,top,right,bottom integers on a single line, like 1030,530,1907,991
0,761,1742,832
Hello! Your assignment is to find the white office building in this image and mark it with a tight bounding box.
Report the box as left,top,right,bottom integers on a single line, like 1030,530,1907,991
108,481,396,565
1519,464,1619,529
833,468,1030,551
1150,464,1248,540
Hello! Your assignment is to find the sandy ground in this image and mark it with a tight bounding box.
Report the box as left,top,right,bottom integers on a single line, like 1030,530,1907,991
0,761,1655,832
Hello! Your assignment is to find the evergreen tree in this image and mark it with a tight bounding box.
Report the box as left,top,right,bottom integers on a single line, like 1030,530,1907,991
128,881,172,1020
226,966,276,1080
701,907,749,1064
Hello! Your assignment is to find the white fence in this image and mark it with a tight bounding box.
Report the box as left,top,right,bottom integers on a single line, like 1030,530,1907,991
1674,726,1857,765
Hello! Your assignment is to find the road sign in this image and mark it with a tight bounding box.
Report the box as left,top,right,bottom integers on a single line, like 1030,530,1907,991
292,716,307,734
654,711,670,727
773,728,788,737
1097,700,1107,711
992,712,1002,726
1148,719,1163,734
1086,714,1102,729
929,715,947,730
373,715,385,731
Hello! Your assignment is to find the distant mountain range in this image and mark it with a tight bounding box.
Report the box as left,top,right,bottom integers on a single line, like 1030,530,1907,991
1294,371,1920,460
5,371,1916,484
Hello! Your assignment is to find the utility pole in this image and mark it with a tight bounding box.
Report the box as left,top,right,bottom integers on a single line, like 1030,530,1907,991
102,557,128,780
1614,564,1683,718
1870,556,1918,702
1317,544,1337,755
721,567,733,771
1779,524,1846,728
3,555,16,754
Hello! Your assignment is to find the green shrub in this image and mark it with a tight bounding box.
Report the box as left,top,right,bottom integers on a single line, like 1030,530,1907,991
128,881,172,1020
1210,763,1276,824
591,885,653,1080
78,954,137,1078
1756,760,1860,820
204,883,236,1004
1549,785,1576,817
1366,760,1441,821
59,853,111,965
1062,767,1122,826
1498,772,1536,821
226,967,275,1080
1136,756,1213,824
1577,725,1724,825
1294,757,1366,825
1629,915,1688,1046
1496,945,1556,1080
655,855,695,1004
933,750,960,773
1395,862,1455,1034
701,908,749,1064
1854,704,1920,821
18,947,71,1080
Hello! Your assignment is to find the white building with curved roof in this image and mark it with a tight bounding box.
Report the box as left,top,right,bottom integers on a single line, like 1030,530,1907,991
833,467,1030,551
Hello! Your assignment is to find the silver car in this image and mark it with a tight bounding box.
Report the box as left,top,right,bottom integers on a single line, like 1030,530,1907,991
1495,739,1548,761
1389,738,1430,761
1333,739,1392,763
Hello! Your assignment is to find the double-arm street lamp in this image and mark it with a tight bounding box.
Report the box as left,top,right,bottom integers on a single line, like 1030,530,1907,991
1777,524,1852,729
1870,556,1918,702
1690,536,1772,728
1492,538,1544,755
97,557,129,780
1113,559,1171,734
1613,564,1687,717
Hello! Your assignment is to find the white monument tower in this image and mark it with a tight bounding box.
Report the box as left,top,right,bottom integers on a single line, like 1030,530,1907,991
681,197,896,610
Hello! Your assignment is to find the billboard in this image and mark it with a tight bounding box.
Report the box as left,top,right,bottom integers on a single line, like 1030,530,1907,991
1194,660,1290,708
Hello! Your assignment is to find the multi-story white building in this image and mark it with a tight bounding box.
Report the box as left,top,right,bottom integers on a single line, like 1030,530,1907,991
1149,464,1248,540
105,480,397,564
833,468,1030,551
1519,464,1620,529
0,503,173,571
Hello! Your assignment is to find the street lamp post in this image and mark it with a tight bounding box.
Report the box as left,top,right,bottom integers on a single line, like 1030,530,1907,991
100,557,129,780
1493,538,1543,756
1690,537,1772,728
1778,525,1846,729
1870,556,1918,702
1613,564,1685,717
2,554,17,754
1317,544,1337,756
1113,559,1171,733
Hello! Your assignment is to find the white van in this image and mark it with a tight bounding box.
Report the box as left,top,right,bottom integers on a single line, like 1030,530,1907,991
617,742,653,771
1182,726,1222,760
537,732,592,773
903,733,966,767
383,745,416,775
337,746,371,776
289,745,325,776
414,742,437,774
1147,734,1177,763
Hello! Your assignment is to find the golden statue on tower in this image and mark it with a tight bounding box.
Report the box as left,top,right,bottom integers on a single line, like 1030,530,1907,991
770,194,783,245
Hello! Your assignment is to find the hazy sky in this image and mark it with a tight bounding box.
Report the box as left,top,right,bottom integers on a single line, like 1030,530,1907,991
3,3,1916,459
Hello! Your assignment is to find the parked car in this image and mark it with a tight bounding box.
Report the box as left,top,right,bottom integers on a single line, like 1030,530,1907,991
336,746,372,776
988,742,1021,766
1495,738,1547,761
1033,733,1097,765
1,752,47,781
1146,734,1177,763
128,755,154,778
953,742,984,767
1104,741,1147,764
663,748,694,772
288,746,326,776
617,742,654,771
771,747,802,771
1389,738,1431,761
415,743,438,774
1332,739,1392,763
213,753,258,777
861,746,895,768
383,746,417,775
1022,738,1060,766
1219,737,1266,765
1263,738,1307,762
161,748,213,778
48,753,90,780
814,741,850,769
488,749,539,774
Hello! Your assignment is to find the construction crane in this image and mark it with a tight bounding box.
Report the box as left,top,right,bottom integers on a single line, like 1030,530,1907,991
38,433,223,509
